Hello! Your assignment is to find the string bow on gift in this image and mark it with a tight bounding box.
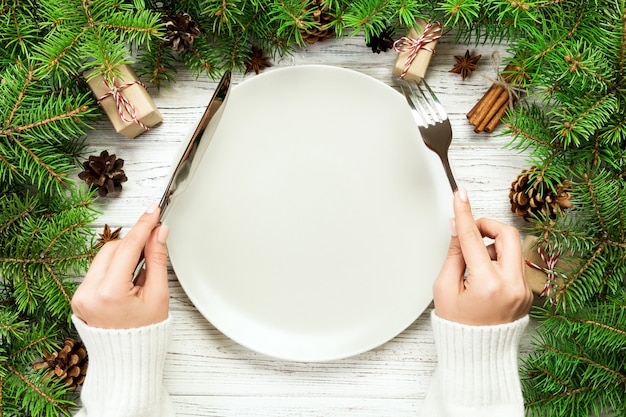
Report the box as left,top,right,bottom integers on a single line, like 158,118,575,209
525,242,567,299
97,77,150,131
393,21,442,79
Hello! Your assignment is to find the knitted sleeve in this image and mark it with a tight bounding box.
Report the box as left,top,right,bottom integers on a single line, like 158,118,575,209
71,315,175,417
423,310,529,417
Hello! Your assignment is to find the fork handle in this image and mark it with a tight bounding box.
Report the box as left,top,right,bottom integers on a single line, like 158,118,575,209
439,155,458,192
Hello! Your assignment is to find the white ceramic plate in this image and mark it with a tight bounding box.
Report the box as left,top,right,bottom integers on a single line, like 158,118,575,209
165,65,450,362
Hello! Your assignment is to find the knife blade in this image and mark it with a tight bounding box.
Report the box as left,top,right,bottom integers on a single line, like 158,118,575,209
133,70,231,281
159,70,231,218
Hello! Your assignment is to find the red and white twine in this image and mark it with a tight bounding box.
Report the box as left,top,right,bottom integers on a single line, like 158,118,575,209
97,78,150,131
393,21,442,79
525,243,567,298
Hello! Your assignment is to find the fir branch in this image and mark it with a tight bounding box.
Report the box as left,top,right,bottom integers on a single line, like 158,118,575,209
43,198,96,220
618,2,626,82
184,38,221,76
0,204,34,235
136,36,177,88
203,0,249,36
41,221,89,256
98,12,162,39
38,28,88,76
7,364,59,407
545,313,626,343
540,344,626,383
437,0,481,29
506,115,562,150
8,335,53,360
342,0,391,41
0,253,97,265
0,152,19,179
21,226,40,260
553,242,605,309
535,0,569,8
555,93,618,146
271,0,317,45
582,172,607,234
3,105,91,135
531,3,585,61
4,67,34,127
43,263,73,308
10,134,70,188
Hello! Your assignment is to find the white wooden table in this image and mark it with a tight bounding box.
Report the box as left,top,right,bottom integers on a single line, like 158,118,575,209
84,34,536,416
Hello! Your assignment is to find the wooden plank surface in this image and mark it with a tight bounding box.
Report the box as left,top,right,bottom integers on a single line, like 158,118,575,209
84,33,535,416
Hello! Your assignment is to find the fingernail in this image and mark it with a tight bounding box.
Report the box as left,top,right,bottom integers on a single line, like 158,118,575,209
157,225,169,244
449,218,458,237
456,186,468,203
146,202,158,214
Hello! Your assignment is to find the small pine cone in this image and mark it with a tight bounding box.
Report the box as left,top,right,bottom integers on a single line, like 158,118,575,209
366,27,395,53
509,166,573,221
33,338,88,389
162,11,201,52
78,150,128,197
300,0,335,44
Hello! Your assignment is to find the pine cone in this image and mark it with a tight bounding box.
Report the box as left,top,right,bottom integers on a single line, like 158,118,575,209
366,27,395,53
509,166,573,221
162,11,201,52
78,150,128,197
300,0,335,44
33,338,88,389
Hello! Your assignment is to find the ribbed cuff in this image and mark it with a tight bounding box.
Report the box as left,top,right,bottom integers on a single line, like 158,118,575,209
72,315,173,417
430,310,528,412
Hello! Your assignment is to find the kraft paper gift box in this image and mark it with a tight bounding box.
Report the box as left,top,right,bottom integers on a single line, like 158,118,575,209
88,65,163,139
392,19,441,82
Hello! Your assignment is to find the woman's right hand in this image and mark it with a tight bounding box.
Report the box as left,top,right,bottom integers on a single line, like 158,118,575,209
433,187,533,326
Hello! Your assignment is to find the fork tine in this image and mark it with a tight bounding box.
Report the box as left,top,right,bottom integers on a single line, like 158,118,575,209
415,81,446,123
399,78,457,192
408,82,435,125
400,84,427,126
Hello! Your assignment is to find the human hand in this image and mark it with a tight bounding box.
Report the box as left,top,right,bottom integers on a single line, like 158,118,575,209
433,187,533,326
72,203,170,329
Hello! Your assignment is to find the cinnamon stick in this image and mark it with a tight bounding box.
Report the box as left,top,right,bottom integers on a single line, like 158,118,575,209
485,100,510,133
475,88,509,133
468,85,504,127
466,84,497,120
467,64,521,133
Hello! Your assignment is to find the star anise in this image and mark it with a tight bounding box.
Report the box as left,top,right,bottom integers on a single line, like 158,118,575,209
94,224,122,248
449,50,481,80
244,46,272,75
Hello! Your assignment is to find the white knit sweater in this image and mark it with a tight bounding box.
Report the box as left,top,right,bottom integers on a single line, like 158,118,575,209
72,312,529,417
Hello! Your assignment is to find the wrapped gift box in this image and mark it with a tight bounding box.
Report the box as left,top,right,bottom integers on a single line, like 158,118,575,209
392,19,441,81
87,65,163,139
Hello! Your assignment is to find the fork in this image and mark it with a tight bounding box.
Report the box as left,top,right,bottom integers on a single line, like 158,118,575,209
400,80,458,192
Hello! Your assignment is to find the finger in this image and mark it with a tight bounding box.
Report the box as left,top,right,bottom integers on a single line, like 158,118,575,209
433,235,466,299
80,241,119,287
104,203,161,289
141,224,170,303
475,218,522,273
452,187,492,269
486,243,497,260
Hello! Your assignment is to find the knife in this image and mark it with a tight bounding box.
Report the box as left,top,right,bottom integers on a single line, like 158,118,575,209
133,70,231,281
